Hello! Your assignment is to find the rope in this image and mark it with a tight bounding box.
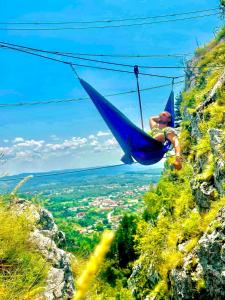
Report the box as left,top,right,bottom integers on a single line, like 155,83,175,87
70,63,79,78
134,65,144,130
0,7,219,25
1,41,186,69
0,163,129,182
171,78,175,91
0,42,192,58
0,80,185,108
47,53,225,70
0,43,184,79
0,12,219,30
0,146,211,183
28,52,192,58
1,42,224,71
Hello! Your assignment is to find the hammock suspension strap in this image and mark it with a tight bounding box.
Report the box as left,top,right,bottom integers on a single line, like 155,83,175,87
172,77,175,91
134,65,144,130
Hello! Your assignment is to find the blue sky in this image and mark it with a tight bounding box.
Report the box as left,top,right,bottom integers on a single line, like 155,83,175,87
0,0,222,175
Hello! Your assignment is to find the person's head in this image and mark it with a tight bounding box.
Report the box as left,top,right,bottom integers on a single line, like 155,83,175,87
158,111,171,125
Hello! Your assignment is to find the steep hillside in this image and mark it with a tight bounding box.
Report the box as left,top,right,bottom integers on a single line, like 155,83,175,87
127,28,225,299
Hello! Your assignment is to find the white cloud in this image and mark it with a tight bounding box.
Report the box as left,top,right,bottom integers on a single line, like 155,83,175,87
2,131,120,174
16,151,32,158
7,134,117,158
104,138,117,146
0,146,10,153
13,137,24,143
96,131,111,137
50,134,60,141
90,140,98,146
16,139,44,149
46,137,88,151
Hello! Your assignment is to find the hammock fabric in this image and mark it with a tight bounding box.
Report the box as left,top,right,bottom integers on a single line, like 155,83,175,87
80,78,175,165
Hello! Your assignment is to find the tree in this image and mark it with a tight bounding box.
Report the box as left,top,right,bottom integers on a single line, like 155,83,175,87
221,0,225,16
108,214,138,268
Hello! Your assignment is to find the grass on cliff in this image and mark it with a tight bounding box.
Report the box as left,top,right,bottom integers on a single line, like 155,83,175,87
134,163,225,299
132,28,225,299
0,196,49,300
182,31,225,113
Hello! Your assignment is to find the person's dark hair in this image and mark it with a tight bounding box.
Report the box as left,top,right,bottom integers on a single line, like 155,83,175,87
159,111,171,121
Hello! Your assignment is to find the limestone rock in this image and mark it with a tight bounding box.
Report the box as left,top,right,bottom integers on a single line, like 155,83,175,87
209,128,225,196
170,206,225,300
12,199,75,299
128,261,160,300
197,68,225,112
191,179,217,211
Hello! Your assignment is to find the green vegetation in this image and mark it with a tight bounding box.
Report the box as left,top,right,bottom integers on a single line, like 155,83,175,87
99,214,139,289
16,171,158,256
221,0,225,16
134,169,225,298
174,92,183,126
128,27,225,299
108,214,138,268
0,196,49,300
82,214,139,299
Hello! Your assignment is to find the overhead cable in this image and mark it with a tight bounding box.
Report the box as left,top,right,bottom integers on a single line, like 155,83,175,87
1,41,224,71
0,12,219,30
0,163,129,182
36,52,192,58
0,7,219,25
0,146,212,183
0,80,185,108
0,43,184,79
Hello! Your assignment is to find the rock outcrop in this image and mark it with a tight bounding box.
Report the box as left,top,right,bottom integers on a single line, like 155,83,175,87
185,65,225,211
12,198,75,300
170,206,225,299
128,262,160,300
209,128,225,196
196,68,225,112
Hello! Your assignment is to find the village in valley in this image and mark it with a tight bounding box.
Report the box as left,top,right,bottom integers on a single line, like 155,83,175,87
67,184,149,234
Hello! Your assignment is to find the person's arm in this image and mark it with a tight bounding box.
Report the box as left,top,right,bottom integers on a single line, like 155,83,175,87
149,116,159,129
166,132,182,162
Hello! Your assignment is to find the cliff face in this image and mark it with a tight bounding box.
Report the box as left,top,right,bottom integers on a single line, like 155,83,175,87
12,199,75,300
186,64,225,211
170,206,225,299
128,29,225,299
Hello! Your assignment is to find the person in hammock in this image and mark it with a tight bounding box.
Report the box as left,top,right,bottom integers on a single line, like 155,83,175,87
149,111,182,170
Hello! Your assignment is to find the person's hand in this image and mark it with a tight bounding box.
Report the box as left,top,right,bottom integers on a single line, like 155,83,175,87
175,155,183,162
172,155,183,170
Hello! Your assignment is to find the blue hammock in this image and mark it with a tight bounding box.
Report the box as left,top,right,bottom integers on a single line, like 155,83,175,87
80,78,175,165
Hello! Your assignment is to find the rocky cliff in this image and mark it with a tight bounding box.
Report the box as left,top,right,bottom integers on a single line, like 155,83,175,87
12,198,75,300
128,28,225,299
170,206,225,299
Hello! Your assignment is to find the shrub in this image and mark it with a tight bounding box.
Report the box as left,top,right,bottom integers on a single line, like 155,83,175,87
0,198,49,300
